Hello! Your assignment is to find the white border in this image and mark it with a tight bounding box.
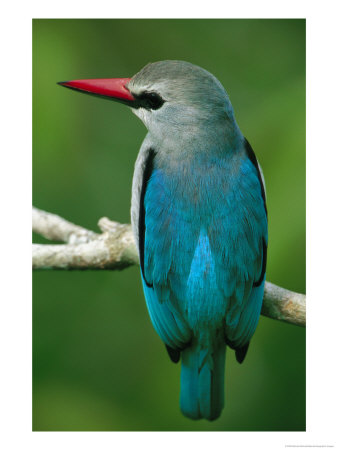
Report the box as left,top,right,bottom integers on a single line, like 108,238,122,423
1,1,337,449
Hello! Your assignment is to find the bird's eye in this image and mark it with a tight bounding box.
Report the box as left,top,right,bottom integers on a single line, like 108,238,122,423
145,92,164,110
137,91,165,110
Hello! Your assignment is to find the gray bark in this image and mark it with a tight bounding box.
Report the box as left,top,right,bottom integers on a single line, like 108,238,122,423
33,207,306,327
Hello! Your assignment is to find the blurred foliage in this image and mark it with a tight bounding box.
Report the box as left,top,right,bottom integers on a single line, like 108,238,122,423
33,19,305,431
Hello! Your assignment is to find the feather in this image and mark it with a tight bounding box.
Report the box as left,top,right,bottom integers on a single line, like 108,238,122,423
138,141,267,419
180,340,226,420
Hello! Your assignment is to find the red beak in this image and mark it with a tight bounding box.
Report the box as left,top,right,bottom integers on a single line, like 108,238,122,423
58,78,134,104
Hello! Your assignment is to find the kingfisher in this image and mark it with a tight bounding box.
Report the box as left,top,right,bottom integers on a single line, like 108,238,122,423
59,60,268,421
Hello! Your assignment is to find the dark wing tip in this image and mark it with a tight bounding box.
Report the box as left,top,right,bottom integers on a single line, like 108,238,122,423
235,342,250,364
165,344,180,363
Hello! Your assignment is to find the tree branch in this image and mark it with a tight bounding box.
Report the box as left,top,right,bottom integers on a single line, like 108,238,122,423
32,207,306,327
32,207,138,270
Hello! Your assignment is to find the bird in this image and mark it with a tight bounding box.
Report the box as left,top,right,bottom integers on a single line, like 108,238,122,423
58,60,268,421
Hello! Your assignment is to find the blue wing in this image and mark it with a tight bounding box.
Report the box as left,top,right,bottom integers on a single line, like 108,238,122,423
139,141,267,357
138,150,192,351
209,140,268,350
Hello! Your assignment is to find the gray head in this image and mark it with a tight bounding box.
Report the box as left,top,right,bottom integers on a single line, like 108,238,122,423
127,61,241,147
58,60,242,151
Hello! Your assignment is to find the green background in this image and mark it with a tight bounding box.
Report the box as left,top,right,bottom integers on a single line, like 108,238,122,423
33,19,306,431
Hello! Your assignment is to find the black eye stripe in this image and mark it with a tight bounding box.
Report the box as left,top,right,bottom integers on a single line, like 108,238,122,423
133,91,165,110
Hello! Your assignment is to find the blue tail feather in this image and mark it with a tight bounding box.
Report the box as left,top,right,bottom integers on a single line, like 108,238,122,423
180,341,226,421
